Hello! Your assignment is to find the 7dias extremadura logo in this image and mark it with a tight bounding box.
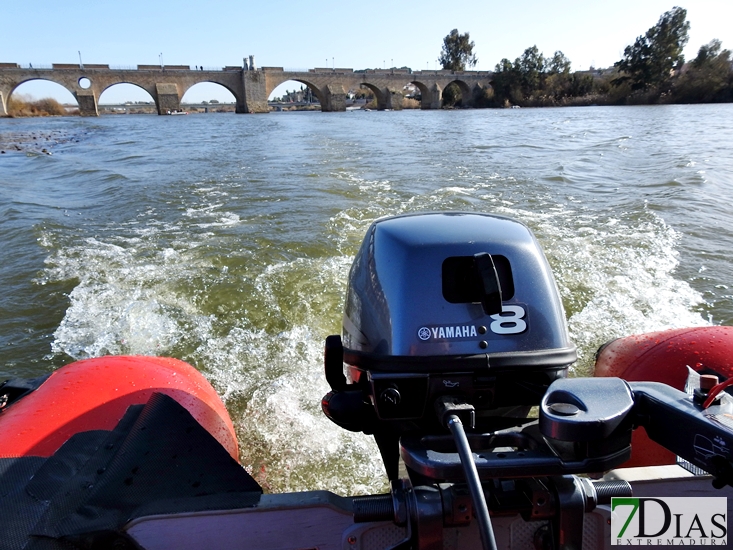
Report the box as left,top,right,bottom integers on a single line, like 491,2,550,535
612,497,727,546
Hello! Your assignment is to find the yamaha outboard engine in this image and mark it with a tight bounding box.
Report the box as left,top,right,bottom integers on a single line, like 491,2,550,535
322,212,577,479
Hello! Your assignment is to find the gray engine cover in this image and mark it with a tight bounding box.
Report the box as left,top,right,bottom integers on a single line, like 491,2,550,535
342,212,575,372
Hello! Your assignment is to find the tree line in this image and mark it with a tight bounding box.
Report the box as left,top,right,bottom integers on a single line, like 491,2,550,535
439,7,733,108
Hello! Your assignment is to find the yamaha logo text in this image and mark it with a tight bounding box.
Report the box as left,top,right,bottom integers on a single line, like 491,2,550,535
418,325,478,341
417,305,528,341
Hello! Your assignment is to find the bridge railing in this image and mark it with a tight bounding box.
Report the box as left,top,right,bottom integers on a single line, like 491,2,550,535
1,65,494,79
3,64,236,72
18,63,53,70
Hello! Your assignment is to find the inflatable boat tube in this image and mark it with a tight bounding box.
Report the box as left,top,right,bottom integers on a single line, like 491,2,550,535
0,355,238,460
595,326,733,467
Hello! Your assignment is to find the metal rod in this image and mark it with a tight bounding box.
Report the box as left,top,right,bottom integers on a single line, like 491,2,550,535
447,415,497,550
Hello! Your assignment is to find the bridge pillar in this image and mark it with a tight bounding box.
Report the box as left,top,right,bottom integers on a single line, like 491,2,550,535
322,84,346,112
155,83,182,115
75,90,99,117
468,84,486,107
0,91,6,117
378,88,403,111
466,84,484,108
422,83,442,110
242,71,268,113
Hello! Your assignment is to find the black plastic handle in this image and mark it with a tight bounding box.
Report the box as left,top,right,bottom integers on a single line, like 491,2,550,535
473,253,502,316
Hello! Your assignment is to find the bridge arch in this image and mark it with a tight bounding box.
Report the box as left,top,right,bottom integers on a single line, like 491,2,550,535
267,78,326,110
5,79,78,115
181,82,237,111
99,80,156,102
180,80,238,104
8,77,77,104
358,82,405,111
99,79,184,115
448,79,472,97
98,83,156,113
409,81,433,109
442,80,472,108
409,79,443,110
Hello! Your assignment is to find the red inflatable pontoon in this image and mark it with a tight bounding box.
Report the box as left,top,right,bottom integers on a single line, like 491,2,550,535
0,355,238,460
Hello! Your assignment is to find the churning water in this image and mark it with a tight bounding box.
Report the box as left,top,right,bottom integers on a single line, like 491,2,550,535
1,105,733,494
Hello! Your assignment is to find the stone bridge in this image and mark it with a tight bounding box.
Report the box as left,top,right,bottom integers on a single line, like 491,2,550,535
0,64,493,116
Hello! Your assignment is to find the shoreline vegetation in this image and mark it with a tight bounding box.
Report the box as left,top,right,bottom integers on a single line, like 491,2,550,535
5,96,79,117
4,7,732,117
439,7,732,109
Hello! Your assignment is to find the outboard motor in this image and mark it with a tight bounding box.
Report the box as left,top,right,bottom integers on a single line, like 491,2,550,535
320,212,733,550
322,212,577,479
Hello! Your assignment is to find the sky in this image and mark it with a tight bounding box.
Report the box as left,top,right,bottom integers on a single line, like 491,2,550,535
3,0,733,103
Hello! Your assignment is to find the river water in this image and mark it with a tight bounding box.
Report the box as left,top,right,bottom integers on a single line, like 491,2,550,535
1,105,732,495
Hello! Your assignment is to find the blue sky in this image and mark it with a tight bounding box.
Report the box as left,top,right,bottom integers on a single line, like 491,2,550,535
4,0,732,103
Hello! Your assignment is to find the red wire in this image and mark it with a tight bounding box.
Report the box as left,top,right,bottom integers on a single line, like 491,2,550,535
702,377,733,409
